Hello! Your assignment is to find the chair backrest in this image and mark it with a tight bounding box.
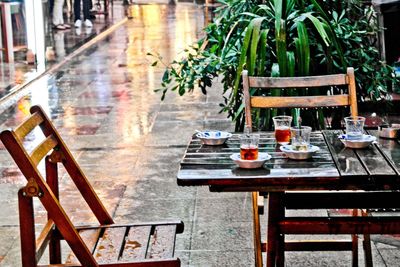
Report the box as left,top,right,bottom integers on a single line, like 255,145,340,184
0,105,114,266
242,67,358,129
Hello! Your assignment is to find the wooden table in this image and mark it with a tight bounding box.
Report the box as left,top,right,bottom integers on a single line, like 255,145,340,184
177,130,400,266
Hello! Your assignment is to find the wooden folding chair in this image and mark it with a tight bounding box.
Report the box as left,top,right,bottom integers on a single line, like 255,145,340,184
0,105,184,267
242,67,372,267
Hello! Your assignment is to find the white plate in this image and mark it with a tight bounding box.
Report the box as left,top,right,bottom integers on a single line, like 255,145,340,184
338,134,377,149
230,152,271,169
196,131,232,146
280,145,320,160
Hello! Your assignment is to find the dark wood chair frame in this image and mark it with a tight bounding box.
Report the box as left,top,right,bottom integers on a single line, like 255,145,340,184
0,105,184,267
242,67,373,267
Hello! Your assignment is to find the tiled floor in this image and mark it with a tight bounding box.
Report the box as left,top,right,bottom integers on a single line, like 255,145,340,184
0,2,400,267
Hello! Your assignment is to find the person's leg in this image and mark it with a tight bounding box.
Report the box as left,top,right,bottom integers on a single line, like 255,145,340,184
74,0,83,27
52,0,64,27
66,0,72,18
82,0,90,21
74,0,81,21
49,0,55,15
53,0,68,30
82,0,92,27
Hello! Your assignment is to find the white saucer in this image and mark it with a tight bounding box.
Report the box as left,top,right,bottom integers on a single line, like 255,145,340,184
338,134,377,149
196,130,232,146
230,153,271,169
280,145,320,160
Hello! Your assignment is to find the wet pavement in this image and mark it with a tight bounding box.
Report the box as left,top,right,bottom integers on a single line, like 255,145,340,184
0,1,127,103
1,2,400,267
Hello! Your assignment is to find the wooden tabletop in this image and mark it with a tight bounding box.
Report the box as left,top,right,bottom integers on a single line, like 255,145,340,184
177,130,400,192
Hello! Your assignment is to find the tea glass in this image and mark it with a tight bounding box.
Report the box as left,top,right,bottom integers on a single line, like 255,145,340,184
273,116,292,145
240,133,260,160
290,126,312,151
344,116,366,140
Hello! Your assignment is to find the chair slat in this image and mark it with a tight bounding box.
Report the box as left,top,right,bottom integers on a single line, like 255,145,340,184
250,95,350,109
148,225,177,259
280,216,400,234
66,228,102,264
248,73,347,88
35,219,55,261
30,135,58,166
120,226,152,262
94,227,127,263
14,112,44,140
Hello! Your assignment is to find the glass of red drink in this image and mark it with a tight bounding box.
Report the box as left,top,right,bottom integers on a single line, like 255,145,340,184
273,116,292,145
240,133,260,160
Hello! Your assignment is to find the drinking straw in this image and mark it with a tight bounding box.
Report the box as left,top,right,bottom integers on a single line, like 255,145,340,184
298,117,302,137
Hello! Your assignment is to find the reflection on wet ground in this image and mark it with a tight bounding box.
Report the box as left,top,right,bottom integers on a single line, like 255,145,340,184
0,2,126,101
0,3,221,266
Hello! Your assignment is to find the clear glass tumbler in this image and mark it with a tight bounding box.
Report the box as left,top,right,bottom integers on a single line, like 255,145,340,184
240,133,260,160
273,116,292,145
344,116,365,140
290,126,312,151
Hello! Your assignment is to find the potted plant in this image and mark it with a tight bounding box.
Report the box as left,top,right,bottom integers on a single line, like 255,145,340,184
150,0,397,130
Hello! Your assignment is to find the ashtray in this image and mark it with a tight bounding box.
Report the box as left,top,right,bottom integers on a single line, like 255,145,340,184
379,125,400,139
280,145,320,160
196,130,232,146
230,153,271,169
338,134,377,149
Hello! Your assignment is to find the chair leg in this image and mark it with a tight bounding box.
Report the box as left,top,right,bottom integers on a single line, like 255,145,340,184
362,210,373,267
352,209,359,267
46,157,62,264
267,192,284,267
275,196,285,267
18,189,37,267
252,192,263,267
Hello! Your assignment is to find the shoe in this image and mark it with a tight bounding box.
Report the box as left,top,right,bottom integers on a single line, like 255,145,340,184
63,24,72,29
53,24,66,30
75,28,81,36
74,19,82,28
84,19,93,27
85,27,92,35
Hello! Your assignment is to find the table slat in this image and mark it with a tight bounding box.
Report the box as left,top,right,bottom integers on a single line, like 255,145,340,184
322,130,368,177
367,130,400,175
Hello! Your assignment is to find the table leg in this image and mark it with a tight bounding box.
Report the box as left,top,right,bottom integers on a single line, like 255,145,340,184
267,192,284,267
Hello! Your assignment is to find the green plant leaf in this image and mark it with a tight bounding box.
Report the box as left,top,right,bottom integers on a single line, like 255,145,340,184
298,12,330,47
287,51,295,77
295,21,310,76
257,29,269,76
249,17,265,75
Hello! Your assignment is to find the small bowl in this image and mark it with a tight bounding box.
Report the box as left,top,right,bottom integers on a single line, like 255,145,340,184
280,145,320,160
196,131,232,146
379,125,400,139
230,153,271,169
338,134,376,149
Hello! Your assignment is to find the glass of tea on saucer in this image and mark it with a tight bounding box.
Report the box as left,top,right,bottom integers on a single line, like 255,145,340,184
344,116,365,140
240,129,260,160
290,126,312,151
273,115,292,145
